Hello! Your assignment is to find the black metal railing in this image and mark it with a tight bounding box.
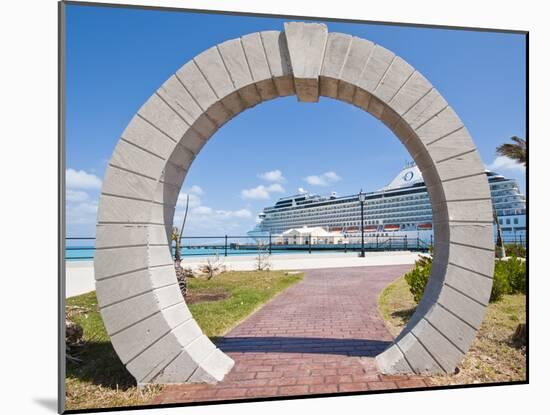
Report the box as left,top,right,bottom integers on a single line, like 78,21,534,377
64,233,526,260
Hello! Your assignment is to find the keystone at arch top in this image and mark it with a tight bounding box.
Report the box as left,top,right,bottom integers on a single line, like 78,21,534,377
95,22,494,385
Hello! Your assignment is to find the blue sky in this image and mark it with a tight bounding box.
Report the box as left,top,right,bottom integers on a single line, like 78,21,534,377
65,4,526,237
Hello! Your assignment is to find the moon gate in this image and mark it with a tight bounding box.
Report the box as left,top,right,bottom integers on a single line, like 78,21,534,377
94,22,494,384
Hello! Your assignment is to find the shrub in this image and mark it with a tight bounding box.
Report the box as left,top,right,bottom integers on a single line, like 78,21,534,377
494,256,526,295
404,254,432,304
199,255,226,280
490,267,510,302
503,244,526,258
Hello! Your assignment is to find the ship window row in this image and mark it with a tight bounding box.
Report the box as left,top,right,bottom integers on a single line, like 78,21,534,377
266,207,434,221
499,218,520,225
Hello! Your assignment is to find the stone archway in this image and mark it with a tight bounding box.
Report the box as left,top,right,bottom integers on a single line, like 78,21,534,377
94,22,494,385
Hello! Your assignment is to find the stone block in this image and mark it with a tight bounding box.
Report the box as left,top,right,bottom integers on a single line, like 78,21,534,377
438,285,487,329
149,350,197,384
94,245,148,280
101,165,157,201
367,95,385,119
100,284,183,336
193,46,235,100
352,87,372,110
147,224,171,245
449,222,494,250
416,106,464,145
396,332,443,374
441,173,491,201
95,265,176,309
380,106,400,130
97,195,152,224
111,303,192,364
445,263,493,305
375,344,413,374
241,32,278,100
217,38,261,106
284,22,328,102
356,44,395,94
411,318,463,373
320,32,352,98
121,115,177,160
260,31,294,96
425,303,477,353
177,129,207,156
148,245,174,268
188,348,235,383
340,37,375,85
128,330,188,384
403,88,447,130
168,143,194,173
95,223,149,249
175,60,232,126
138,93,191,142
152,182,179,207
157,75,218,139
448,243,495,278
389,70,432,116
338,37,374,103
426,127,475,160
110,139,165,181
447,200,493,223
436,150,485,182
374,56,414,104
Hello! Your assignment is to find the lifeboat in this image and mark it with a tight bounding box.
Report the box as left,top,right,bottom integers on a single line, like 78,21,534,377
384,224,400,231
417,223,433,230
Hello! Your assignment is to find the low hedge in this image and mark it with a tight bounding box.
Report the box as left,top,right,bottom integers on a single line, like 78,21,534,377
404,255,526,304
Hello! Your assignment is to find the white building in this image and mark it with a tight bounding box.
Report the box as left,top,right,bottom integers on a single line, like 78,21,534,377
274,226,347,245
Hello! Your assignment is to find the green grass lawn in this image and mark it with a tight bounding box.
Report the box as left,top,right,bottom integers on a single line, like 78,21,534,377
65,270,303,411
377,275,526,385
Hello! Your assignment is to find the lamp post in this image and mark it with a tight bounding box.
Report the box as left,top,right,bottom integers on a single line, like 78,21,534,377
359,190,366,257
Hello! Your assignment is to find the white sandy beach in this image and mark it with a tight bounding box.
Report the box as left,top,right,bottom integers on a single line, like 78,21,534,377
65,251,421,298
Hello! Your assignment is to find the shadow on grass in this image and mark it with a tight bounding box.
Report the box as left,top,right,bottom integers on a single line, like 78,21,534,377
390,306,416,326
67,340,136,391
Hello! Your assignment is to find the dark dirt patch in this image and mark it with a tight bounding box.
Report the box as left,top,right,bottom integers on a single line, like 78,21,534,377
185,291,230,304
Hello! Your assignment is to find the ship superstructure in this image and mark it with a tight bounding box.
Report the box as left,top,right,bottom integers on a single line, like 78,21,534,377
249,163,526,243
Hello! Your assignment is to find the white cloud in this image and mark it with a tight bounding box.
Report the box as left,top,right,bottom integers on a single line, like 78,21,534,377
172,184,254,234
241,185,270,200
267,183,284,193
66,201,98,225
258,169,285,183
298,187,308,194
66,190,89,203
66,168,102,189
241,183,285,199
173,205,253,233
487,156,525,172
189,185,204,195
176,185,206,208
177,192,202,208
304,171,342,186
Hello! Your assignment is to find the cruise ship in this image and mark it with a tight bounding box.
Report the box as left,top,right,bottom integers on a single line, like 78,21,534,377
248,162,526,244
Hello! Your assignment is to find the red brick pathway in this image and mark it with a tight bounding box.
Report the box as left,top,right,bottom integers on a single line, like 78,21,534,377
153,265,430,404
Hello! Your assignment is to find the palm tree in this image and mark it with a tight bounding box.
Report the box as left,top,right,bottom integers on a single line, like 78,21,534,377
496,136,526,166
494,208,506,259
172,194,190,296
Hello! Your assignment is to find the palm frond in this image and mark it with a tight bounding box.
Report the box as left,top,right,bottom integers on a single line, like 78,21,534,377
496,136,526,165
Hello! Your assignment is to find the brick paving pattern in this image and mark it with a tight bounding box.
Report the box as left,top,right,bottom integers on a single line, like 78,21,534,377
153,265,431,404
